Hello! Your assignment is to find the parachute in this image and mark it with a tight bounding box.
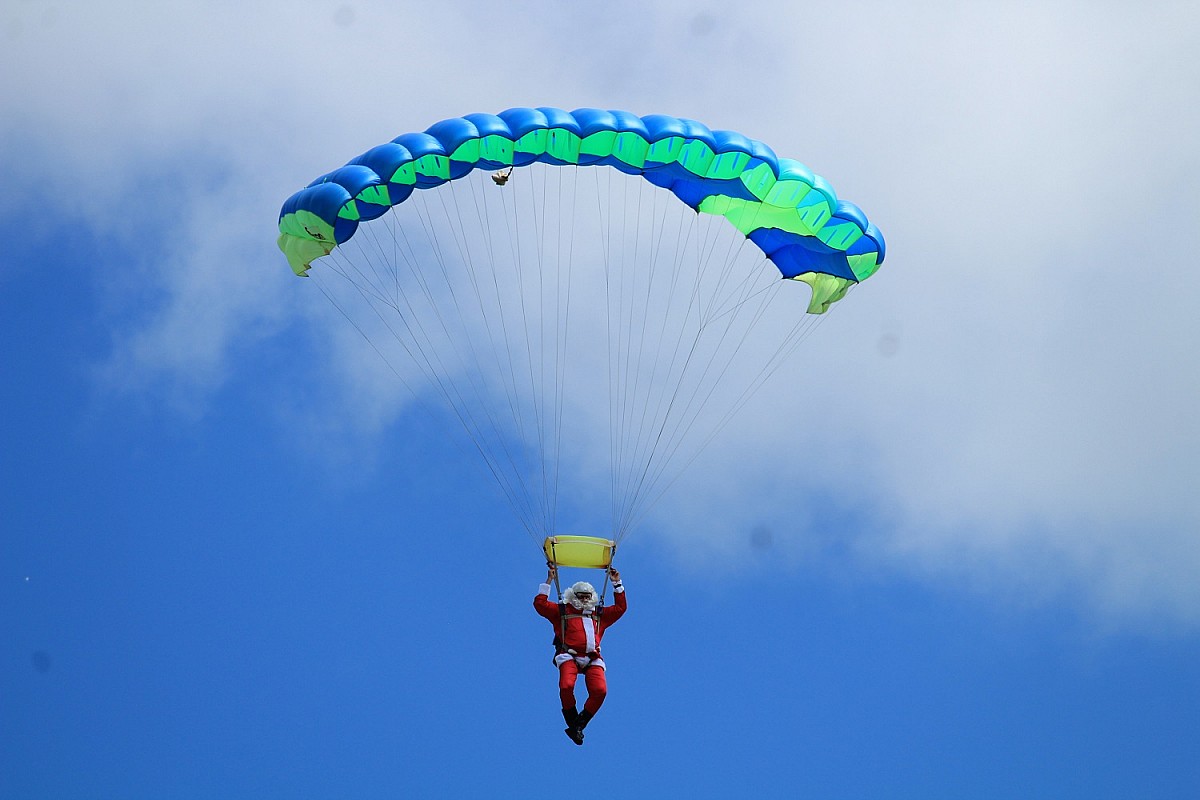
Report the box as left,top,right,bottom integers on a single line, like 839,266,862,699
278,107,885,547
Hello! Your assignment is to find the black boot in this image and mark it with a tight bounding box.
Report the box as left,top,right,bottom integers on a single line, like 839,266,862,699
563,708,584,745
576,710,594,732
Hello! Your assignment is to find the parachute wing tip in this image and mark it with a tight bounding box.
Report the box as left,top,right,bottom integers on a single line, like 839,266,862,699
278,231,331,277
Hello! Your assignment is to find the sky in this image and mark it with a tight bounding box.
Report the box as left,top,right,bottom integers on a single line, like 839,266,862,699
2,1,1199,797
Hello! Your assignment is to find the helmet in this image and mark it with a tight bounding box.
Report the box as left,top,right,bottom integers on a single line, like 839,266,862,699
564,581,598,612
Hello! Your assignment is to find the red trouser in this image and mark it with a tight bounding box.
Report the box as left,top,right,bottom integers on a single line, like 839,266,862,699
558,660,608,715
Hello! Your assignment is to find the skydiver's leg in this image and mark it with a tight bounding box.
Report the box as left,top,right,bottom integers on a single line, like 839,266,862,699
558,660,580,711
581,664,607,717
558,661,585,744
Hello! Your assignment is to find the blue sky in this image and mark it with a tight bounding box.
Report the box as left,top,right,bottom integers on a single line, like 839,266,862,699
3,1,1200,797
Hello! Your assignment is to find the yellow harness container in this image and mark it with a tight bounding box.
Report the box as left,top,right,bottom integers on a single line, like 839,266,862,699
543,535,616,569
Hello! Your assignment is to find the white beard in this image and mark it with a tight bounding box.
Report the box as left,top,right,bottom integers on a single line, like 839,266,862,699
564,584,598,612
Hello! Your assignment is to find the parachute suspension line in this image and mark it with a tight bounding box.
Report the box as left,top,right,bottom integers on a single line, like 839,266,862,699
591,167,619,538
549,165,568,535
310,266,420,400
699,214,752,325
622,299,837,536
535,164,552,535
762,239,856,375
548,164,581,538
491,167,538,481
461,169,532,488
536,163,557,535
617,174,692,542
616,168,655,536
308,261,503,507
627,255,774,520
512,167,561,538
535,162,558,536
455,172,551,535
325,224,400,312
498,164,534,533
517,163,554,536
314,238,542,545
324,229,455,388
344,220,399,313
504,165,557,537
615,329,707,539
508,174,569,536
609,167,630,535
616,178,666,523
408,184,548,535
519,164,547,535
633,190,724,470
607,165,630,541
648,212,787,450
612,200,717,541
613,199,806,541
442,174,550,535
385,185,544,540
705,286,841,444
620,202,837,536
615,211,770,535
480,161,569,539
602,182,662,541
613,166,636,540
614,178,687,540
630,189,695,483
610,167,644,541
503,171,569,533
514,164,552,536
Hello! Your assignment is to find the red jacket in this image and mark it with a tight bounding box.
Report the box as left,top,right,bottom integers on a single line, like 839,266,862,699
534,583,627,657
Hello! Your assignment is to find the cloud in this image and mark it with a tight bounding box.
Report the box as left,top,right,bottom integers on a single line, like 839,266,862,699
4,0,1199,626
638,2,1200,625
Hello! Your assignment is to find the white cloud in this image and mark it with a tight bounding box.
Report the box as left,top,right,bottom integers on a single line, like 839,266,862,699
639,2,1200,625
4,0,1199,626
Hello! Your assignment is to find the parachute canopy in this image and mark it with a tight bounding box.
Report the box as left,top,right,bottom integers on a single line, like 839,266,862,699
278,107,885,315
277,107,887,545
544,536,616,569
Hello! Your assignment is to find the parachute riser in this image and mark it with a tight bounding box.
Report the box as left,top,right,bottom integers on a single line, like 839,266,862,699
546,535,614,661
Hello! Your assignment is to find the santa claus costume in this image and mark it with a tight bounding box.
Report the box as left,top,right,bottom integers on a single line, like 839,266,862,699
534,574,626,744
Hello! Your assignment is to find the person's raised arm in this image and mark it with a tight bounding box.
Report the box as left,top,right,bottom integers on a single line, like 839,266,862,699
534,563,559,619
607,567,627,621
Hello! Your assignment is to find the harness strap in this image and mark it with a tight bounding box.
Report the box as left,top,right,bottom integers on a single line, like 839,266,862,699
548,545,568,652
554,608,604,655
547,541,610,659
556,602,569,654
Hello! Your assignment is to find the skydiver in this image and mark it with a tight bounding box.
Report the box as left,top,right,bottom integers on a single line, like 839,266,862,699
534,564,626,745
